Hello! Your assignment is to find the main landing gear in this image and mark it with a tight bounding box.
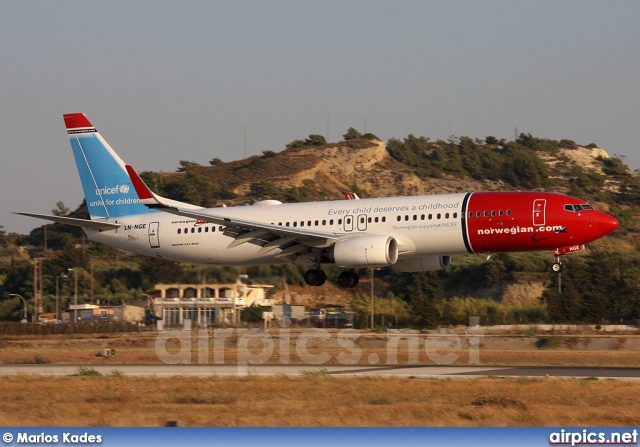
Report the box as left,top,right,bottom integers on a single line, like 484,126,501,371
337,270,359,288
304,268,326,287
303,268,360,288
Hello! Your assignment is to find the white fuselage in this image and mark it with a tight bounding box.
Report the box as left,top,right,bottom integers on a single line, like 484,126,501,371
88,194,469,265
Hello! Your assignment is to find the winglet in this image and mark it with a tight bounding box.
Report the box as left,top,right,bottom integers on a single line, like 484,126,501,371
125,165,160,205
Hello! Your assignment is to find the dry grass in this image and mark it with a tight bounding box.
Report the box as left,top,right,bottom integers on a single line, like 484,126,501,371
0,375,637,427
1,333,639,367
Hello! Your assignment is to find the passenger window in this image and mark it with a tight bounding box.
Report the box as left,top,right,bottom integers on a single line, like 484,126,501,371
382,217,386,222
330,219,334,225
308,221,312,226
468,212,473,218
338,219,342,225
405,215,409,221
445,213,449,219
437,213,441,219
476,211,481,218
177,228,182,234
506,210,512,216
293,222,297,227
198,227,202,233
375,217,379,223
413,215,417,221
491,210,496,217
191,228,195,233
368,217,372,223
397,216,401,222
315,220,319,226
484,211,488,217
428,214,433,220
453,213,458,219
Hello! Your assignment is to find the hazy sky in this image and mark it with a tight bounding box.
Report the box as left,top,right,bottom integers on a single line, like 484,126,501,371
1,0,638,234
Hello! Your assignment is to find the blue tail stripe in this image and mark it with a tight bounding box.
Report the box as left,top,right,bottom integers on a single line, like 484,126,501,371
69,133,157,218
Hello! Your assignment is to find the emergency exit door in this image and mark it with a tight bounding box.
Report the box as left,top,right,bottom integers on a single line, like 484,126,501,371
149,222,160,248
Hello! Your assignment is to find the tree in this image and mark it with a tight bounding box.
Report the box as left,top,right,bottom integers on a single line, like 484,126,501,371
52,201,70,216
0,226,7,250
391,271,443,328
304,135,326,146
176,160,202,172
285,139,305,149
241,304,270,323
343,127,362,140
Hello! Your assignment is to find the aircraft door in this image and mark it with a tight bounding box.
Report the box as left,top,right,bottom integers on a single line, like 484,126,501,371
344,215,354,232
532,199,546,227
149,221,160,248
357,214,367,231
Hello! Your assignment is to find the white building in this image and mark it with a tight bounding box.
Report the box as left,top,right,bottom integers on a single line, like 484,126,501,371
152,277,273,326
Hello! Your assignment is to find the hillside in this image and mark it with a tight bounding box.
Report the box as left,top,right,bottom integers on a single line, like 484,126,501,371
2,131,639,326
142,133,640,246
140,132,640,313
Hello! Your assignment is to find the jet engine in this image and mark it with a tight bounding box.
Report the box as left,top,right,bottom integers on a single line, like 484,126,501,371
392,255,452,272
332,235,398,268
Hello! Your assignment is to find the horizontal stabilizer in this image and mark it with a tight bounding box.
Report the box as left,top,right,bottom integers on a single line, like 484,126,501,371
13,212,120,231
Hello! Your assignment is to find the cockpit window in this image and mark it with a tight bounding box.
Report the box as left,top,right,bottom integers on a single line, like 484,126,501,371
564,204,594,212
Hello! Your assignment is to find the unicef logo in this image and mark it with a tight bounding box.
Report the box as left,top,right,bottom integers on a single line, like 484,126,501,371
119,185,130,194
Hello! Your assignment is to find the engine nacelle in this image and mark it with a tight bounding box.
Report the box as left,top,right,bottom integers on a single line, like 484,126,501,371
392,255,452,272
332,235,398,268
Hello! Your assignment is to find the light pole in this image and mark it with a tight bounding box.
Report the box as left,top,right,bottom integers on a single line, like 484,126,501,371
370,268,378,330
68,268,78,323
9,294,28,323
56,275,67,322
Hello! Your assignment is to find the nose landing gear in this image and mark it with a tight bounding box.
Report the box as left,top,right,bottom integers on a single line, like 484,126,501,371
551,255,564,273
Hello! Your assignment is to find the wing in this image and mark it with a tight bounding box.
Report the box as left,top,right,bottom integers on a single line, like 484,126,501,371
13,212,121,231
125,165,338,260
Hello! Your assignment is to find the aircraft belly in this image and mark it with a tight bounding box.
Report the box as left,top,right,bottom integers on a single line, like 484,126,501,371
401,223,467,255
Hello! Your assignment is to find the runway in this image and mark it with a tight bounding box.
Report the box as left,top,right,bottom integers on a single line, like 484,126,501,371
0,364,638,379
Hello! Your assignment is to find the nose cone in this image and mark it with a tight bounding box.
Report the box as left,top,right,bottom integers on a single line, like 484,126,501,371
597,212,619,237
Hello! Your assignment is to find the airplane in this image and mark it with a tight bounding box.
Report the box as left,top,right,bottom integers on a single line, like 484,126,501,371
16,113,619,288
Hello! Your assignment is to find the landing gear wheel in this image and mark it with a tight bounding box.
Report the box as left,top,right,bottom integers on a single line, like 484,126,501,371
304,269,327,287
338,271,359,288
552,262,564,273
